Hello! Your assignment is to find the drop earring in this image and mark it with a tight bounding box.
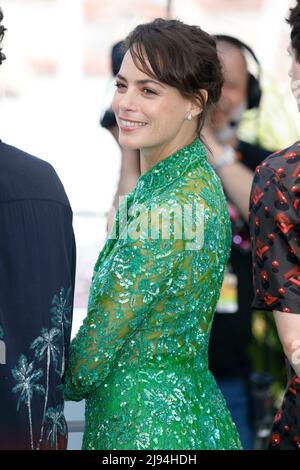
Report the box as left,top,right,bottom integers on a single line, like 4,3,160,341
187,113,192,121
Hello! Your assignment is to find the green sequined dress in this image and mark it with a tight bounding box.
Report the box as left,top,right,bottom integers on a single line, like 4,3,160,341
64,138,242,450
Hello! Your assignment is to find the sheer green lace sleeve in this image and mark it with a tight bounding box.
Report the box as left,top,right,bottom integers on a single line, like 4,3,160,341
63,219,188,401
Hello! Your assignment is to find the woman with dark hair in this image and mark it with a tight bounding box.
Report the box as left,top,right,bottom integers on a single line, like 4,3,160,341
64,18,241,450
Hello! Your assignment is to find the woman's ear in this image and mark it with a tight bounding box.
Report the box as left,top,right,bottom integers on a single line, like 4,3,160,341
199,89,208,107
190,89,208,117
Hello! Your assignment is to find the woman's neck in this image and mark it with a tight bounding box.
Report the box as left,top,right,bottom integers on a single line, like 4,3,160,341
140,134,198,176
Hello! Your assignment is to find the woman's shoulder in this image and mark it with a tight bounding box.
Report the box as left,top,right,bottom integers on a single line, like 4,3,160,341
130,160,227,229
170,162,227,209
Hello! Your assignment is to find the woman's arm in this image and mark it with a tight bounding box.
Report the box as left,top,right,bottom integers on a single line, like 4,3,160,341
63,230,186,401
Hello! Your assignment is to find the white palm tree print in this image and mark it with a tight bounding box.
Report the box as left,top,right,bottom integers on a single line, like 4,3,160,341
0,324,4,365
11,355,45,450
30,328,61,449
45,406,67,449
50,287,72,377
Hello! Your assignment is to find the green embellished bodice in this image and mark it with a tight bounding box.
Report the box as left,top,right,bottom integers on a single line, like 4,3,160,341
64,138,242,450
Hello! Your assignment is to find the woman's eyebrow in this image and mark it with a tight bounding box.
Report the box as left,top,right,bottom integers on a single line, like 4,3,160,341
117,73,165,88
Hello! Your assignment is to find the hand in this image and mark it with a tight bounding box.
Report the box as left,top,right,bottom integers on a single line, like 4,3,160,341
202,123,227,165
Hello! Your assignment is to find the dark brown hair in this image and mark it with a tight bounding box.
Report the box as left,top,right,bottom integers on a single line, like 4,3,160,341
287,1,300,62
0,8,6,65
123,18,223,138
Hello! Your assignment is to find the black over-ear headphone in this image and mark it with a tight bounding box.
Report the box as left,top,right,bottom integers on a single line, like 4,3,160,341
214,34,262,110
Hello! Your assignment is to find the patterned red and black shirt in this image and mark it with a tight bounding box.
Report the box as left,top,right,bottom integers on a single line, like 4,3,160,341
250,141,300,314
249,141,300,450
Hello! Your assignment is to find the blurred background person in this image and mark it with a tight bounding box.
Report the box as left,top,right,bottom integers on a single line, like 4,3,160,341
205,35,274,450
0,8,76,450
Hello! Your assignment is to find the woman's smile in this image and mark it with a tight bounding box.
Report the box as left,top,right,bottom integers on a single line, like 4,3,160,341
118,117,148,132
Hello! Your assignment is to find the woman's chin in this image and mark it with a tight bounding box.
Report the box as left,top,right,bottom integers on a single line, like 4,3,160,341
118,135,142,150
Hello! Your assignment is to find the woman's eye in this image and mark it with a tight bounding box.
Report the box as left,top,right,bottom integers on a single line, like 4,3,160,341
143,88,156,95
115,82,126,90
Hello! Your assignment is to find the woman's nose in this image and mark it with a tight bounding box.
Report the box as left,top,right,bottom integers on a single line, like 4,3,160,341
118,89,138,112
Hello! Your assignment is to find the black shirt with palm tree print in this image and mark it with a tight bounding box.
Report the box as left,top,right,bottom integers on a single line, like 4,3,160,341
0,141,76,450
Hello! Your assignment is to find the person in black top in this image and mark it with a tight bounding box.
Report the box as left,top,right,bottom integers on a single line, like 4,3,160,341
249,2,300,451
0,9,76,450
204,35,272,449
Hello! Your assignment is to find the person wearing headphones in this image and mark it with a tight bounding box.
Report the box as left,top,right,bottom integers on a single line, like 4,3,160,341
206,35,272,450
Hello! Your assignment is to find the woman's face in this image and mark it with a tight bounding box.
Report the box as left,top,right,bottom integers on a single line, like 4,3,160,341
112,49,198,155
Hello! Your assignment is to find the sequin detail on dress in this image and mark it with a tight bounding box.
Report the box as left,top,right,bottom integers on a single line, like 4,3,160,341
64,138,242,450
